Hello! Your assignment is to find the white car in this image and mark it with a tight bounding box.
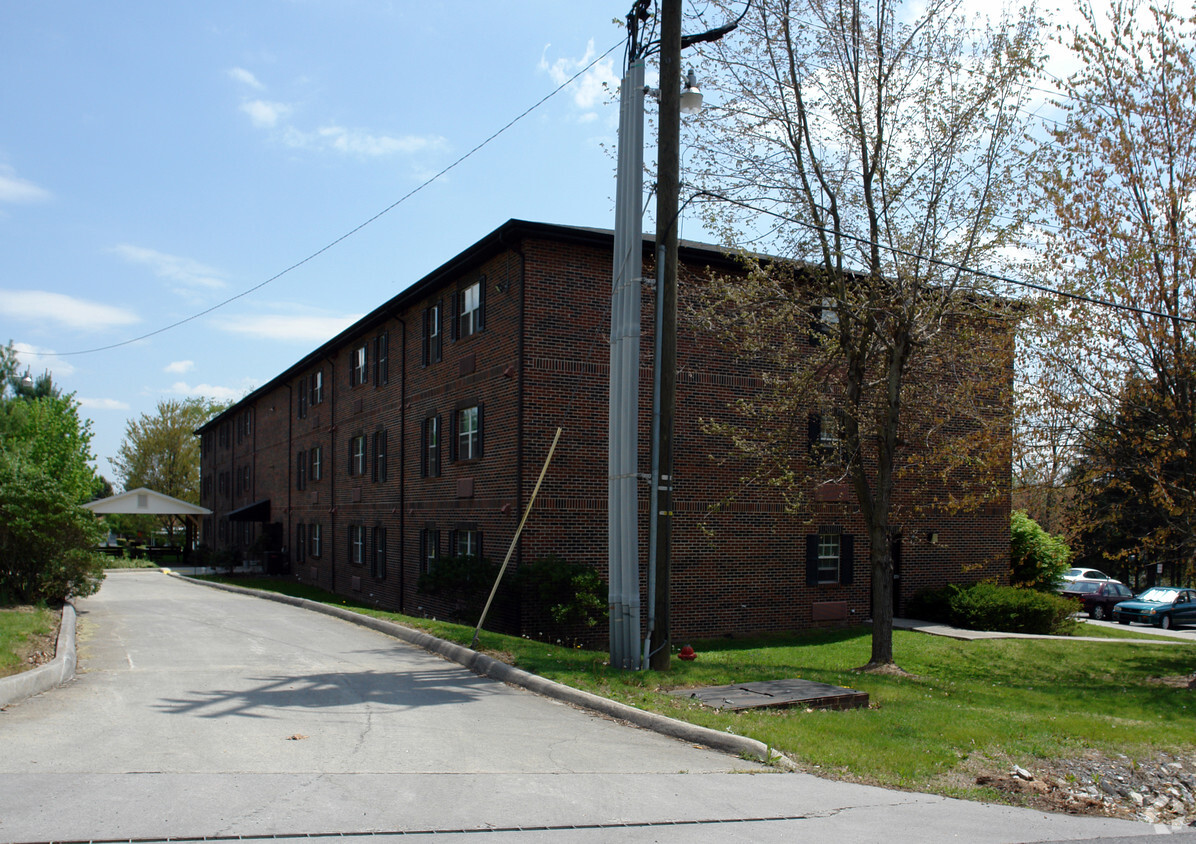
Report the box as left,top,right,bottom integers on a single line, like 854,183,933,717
1061,567,1117,584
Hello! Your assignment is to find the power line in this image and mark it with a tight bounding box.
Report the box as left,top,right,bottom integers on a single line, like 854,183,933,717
40,41,622,359
690,189,1196,326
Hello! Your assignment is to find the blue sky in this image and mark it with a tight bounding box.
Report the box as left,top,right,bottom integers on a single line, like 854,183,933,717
1,2,658,484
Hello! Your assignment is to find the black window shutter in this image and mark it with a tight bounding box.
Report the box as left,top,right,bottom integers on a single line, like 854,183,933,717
808,413,821,452
805,535,819,586
348,437,354,475
840,534,854,585
420,421,428,477
477,279,486,331
450,291,460,341
476,531,483,561
434,415,441,475
421,309,430,366
449,410,457,462
449,529,457,557
476,403,484,459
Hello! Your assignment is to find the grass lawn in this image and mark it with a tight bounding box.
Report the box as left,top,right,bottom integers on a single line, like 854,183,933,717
0,606,56,678
202,575,1195,800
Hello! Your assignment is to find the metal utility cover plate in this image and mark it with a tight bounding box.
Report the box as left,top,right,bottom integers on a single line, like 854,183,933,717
672,678,868,711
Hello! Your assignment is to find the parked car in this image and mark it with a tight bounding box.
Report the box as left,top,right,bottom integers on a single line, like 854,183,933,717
1061,567,1114,584
1112,587,1196,629
1060,580,1136,620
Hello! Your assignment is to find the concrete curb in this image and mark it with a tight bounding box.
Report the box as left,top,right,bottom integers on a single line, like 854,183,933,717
176,573,794,770
0,600,77,709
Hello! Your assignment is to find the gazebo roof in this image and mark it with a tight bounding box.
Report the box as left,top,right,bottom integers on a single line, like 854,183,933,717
83,487,211,516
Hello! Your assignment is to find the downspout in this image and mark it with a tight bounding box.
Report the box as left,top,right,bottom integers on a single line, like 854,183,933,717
327,356,337,594
498,229,527,631
286,382,293,573
395,316,407,612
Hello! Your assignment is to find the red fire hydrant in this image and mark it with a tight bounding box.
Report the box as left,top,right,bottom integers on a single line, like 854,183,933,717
678,644,696,661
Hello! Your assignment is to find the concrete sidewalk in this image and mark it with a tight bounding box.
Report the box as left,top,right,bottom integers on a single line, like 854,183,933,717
894,616,1196,643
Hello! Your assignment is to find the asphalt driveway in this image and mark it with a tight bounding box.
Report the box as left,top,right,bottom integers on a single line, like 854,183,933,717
0,570,1176,843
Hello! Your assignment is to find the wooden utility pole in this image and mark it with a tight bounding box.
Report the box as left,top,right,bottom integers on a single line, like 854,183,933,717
649,0,681,671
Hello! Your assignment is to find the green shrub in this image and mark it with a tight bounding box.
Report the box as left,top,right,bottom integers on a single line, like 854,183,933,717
1011,510,1071,592
906,585,955,624
514,554,607,631
416,555,501,622
910,582,1077,635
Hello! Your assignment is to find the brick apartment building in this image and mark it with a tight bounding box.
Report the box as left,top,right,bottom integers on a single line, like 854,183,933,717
196,219,1011,640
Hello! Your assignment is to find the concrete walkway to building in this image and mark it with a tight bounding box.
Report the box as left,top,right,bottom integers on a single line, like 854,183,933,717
0,570,1187,843
895,615,1196,643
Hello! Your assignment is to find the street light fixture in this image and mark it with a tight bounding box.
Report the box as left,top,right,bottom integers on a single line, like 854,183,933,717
680,69,703,115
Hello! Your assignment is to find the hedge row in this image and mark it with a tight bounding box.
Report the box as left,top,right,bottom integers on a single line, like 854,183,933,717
907,582,1077,636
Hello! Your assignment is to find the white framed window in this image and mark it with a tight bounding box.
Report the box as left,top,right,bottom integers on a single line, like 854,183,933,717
310,523,322,558
421,528,439,574
422,415,440,477
311,370,324,405
456,405,479,461
817,533,841,584
372,429,387,483
374,332,388,386
423,303,442,365
349,435,367,476
460,282,481,337
310,446,322,481
371,526,386,579
455,528,479,559
350,345,367,386
349,524,365,565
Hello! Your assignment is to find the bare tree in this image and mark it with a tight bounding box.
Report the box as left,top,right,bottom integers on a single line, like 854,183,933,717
686,0,1042,668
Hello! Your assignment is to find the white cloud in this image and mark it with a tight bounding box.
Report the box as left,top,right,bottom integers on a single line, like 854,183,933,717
283,125,446,158
169,381,253,402
0,165,52,204
0,290,140,331
11,342,76,378
109,244,227,296
216,312,364,343
228,67,265,90
241,99,291,128
540,40,618,114
165,360,194,374
77,396,130,411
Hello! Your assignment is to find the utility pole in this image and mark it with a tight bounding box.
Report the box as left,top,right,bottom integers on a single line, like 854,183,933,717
608,1,650,671
649,0,682,671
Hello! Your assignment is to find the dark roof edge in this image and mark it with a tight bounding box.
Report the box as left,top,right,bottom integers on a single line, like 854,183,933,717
196,218,744,432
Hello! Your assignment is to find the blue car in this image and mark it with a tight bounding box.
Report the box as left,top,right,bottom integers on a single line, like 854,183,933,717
1112,587,1196,629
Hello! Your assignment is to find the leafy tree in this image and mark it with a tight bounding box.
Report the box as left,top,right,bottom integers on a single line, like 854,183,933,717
685,0,1041,669
1010,510,1070,592
1026,1,1196,579
1064,376,1194,587
0,347,106,603
0,394,100,504
0,450,105,604
112,397,229,501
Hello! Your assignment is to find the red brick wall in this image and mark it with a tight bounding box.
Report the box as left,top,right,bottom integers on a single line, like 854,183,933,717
198,223,1012,642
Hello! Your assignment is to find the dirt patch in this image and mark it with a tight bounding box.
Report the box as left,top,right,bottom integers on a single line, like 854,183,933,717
931,749,1196,828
